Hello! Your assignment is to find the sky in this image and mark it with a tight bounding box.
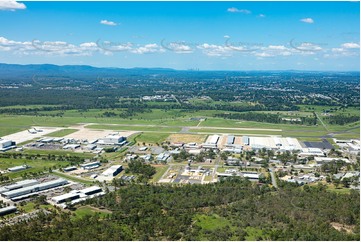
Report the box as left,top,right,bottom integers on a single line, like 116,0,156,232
0,0,359,71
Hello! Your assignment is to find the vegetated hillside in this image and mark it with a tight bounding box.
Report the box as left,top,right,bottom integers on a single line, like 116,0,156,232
0,178,359,241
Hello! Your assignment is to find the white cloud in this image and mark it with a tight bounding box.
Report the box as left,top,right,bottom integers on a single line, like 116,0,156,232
329,42,360,57
224,35,230,39
227,7,251,14
258,14,266,18
166,43,193,53
131,44,165,54
100,20,117,26
341,42,360,49
197,43,232,57
300,18,314,24
0,0,26,11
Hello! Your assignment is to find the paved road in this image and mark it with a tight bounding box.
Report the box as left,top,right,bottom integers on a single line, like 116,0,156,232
269,168,278,189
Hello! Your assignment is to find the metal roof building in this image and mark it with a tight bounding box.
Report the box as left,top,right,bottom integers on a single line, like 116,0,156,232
227,135,235,145
101,165,123,177
0,206,17,216
80,161,101,170
80,186,103,196
8,165,29,172
2,178,68,199
242,136,249,145
52,192,81,204
207,135,219,145
3,179,39,191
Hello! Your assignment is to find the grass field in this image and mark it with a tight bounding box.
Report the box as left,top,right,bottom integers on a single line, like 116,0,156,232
167,134,207,143
134,132,170,144
151,165,169,182
9,149,95,159
53,171,94,185
72,205,112,219
86,124,180,133
46,129,78,137
194,214,231,230
0,158,70,179
190,128,282,136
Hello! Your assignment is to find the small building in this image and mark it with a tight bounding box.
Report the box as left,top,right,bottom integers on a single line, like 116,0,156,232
80,161,101,170
157,153,170,162
0,206,17,216
138,146,148,151
63,144,80,150
8,165,29,172
63,166,77,172
86,144,97,150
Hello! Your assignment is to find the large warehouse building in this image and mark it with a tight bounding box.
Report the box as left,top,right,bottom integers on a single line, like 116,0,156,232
101,135,126,145
0,179,39,194
0,139,15,151
51,186,104,205
1,178,68,200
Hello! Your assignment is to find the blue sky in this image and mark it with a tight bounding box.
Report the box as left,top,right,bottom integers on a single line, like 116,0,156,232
0,1,359,71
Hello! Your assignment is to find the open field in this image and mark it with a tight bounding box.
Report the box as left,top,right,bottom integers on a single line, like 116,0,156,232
53,171,94,185
0,158,70,179
72,205,112,219
86,124,181,133
167,134,207,144
134,132,171,144
150,165,169,182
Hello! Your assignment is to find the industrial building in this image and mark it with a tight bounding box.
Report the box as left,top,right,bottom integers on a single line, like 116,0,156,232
227,135,235,145
157,153,170,162
203,135,219,149
8,165,30,172
80,161,101,170
51,186,103,205
0,179,39,194
63,166,78,172
0,139,15,151
298,148,325,157
0,206,17,216
101,135,126,145
242,136,250,146
101,165,123,177
1,178,68,200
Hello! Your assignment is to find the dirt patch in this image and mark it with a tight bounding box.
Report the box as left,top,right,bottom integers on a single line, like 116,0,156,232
167,134,206,144
330,222,355,234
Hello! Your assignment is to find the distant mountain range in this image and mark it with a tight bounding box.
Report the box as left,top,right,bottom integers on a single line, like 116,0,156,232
0,63,358,79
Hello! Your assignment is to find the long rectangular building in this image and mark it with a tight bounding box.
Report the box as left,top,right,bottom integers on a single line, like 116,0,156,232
0,206,17,216
2,179,68,199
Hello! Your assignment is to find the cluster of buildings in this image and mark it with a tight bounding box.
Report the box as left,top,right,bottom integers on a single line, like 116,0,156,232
27,134,127,154
217,169,262,182
50,186,104,208
334,139,360,154
0,178,68,201
171,135,304,155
